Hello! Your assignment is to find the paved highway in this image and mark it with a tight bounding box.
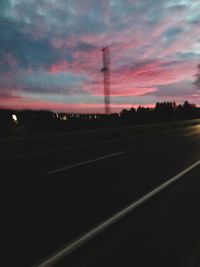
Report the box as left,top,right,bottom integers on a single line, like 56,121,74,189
54,165,200,267
1,123,200,266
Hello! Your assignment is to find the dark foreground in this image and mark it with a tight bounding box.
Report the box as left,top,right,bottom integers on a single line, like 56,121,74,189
1,123,200,266
55,165,200,267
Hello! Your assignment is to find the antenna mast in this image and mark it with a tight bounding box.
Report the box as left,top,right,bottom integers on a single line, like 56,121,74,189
101,46,110,114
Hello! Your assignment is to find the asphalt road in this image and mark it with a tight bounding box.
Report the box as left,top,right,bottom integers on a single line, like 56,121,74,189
56,165,200,267
1,123,200,266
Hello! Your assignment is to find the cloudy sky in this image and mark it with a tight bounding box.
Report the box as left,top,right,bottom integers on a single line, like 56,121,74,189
0,0,200,113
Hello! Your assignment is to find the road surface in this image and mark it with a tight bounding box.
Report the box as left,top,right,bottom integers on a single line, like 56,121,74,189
1,123,200,266
54,165,200,267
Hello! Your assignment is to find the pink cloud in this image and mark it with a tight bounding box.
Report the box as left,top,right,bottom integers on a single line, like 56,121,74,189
46,28,198,100
48,60,69,74
110,87,157,96
0,94,155,113
2,10,200,113
114,59,197,88
71,49,100,73
79,59,195,98
51,37,78,49
84,82,157,96
45,49,197,99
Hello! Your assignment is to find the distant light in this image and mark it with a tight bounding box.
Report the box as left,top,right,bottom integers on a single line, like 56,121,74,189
12,114,18,123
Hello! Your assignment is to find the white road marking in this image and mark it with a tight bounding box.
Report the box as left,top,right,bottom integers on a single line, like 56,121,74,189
35,159,200,267
184,132,200,137
184,125,200,136
0,136,131,163
45,151,126,175
1,124,199,163
1,119,199,144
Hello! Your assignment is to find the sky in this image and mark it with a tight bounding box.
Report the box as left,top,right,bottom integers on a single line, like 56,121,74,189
0,0,200,113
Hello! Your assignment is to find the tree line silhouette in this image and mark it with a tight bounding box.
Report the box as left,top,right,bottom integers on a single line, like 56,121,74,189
120,101,200,121
0,101,199,137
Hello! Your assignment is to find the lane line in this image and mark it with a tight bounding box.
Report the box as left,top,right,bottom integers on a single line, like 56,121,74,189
184,131,200,137
2,119,199,143
45,151,126,175
35,158,200,267
0,138,129,163
184,125,200,136
1,124,199,163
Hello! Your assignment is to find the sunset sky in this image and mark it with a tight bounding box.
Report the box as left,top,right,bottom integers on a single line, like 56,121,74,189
0,0,200,113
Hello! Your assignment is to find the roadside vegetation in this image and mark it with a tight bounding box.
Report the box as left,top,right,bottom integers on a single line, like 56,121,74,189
0,101,200,138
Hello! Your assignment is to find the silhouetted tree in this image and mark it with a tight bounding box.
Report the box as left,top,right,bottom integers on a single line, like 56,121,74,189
0,101,200,137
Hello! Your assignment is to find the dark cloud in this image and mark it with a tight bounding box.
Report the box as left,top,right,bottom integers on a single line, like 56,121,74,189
0,0,10,15
176,52,200,60
164,27,184,37
0,91,15,98
0,0,199,111
147,81,198,98
188,17,200,25
0,18,61,71
162,27,184,45
75,43,97,52
168,4,188,11
12,0,106,36
23,85,87,95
